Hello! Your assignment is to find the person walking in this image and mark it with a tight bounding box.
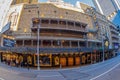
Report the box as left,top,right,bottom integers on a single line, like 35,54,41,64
16,59,19,67
27,61,30,70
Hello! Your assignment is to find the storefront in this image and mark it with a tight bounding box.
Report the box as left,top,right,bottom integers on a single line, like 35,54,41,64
0,47,115,68
34,54,52,67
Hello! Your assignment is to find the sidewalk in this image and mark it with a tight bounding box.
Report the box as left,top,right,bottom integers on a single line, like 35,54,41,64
0,56,119,73
0,56,120,80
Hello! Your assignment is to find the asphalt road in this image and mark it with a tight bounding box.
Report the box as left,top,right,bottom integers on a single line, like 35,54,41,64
0,55,120,80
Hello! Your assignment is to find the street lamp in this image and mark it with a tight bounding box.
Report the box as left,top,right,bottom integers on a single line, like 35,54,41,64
37,10,40,70
102,33,105,62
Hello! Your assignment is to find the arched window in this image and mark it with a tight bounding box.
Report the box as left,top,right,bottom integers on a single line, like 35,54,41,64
8,12,19,31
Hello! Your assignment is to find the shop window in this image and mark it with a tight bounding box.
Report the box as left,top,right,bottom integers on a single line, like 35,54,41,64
59,21,66,25
71,41,78,47
75,22,81,27
68,21,74,26
16,40,22,45
43,40,51,47
50,20,58,24
79,41,86,47
41,19,49,24
62,40,70,47
33,40,37,45
40,55,51,66
53,40,61,46
24,40,31,45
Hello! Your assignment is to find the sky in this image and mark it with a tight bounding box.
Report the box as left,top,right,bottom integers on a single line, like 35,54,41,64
39,0,94,6
39,0,120,7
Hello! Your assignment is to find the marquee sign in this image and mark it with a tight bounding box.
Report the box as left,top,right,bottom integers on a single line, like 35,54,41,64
24,4,39,9
3,38,15,47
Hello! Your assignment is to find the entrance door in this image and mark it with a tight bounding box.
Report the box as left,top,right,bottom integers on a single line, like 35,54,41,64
82,55,86,64
68,57,74,66
75,57,80,65
60,57,66,67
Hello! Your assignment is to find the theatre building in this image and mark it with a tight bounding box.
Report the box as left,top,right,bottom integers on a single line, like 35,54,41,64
0,0,118,68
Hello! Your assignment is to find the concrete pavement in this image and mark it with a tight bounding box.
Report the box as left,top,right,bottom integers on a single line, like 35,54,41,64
0,56,120,80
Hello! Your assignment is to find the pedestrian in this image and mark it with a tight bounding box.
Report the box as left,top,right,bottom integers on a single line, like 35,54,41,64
8,60,10,65
10,58,13,66
27,62,30,70
13,59,16,66
16,59,19,67
20,61,23,67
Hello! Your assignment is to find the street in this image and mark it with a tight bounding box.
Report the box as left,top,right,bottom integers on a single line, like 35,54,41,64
0,55,120,80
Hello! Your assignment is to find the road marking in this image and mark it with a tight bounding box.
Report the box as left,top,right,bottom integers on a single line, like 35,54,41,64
82,58,118,72
37,75,62,78
90,62,120,80
0,78,5,80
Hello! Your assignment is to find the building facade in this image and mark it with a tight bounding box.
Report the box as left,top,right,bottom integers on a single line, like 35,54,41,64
84,3,119,55
0,1,118,68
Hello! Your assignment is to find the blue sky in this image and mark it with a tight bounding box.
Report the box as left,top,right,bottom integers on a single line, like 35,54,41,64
39,0,94,6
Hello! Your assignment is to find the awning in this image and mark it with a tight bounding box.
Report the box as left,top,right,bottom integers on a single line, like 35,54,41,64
0,47,110,54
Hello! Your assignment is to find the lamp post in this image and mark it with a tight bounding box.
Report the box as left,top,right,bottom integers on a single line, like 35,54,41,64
37,10,40,70
102,33,105,62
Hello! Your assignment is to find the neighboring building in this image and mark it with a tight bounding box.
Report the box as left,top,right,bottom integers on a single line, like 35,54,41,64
0,0,13,32
92,0,120,16
92,0,120,26
12,0,38,4
0,1,118,68
108,22,119,50
83,2,119,52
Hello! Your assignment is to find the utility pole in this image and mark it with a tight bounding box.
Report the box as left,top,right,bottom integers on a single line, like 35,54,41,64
102,33,105,62
37,10,40,70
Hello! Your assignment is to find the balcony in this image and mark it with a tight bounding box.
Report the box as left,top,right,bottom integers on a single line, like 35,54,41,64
31,18,88,33
13,33,86,41
31,24,87,33
112,40,119,43
111,34,119,39
110,29,119,34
